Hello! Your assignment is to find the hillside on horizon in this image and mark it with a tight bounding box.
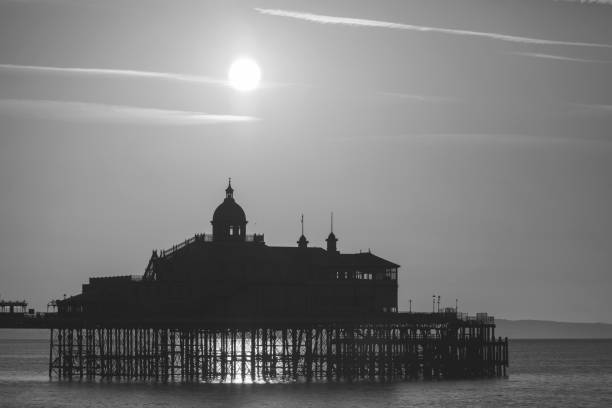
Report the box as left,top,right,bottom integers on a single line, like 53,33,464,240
495,319,612,339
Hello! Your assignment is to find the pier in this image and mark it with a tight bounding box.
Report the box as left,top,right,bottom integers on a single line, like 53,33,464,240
48,181,509,382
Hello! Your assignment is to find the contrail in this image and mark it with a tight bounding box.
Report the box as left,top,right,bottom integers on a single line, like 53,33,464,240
572,103,612,113
508,52,612,64
0,99,258,126
558,0,612,5
255,8,612,48
378,92,457,103
0,63,230,86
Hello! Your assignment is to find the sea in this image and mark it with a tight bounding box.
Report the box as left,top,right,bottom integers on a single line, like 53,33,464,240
1,329,611,407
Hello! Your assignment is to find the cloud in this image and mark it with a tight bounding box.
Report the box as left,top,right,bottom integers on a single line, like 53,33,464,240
255,8,612,49
379,92,457,103
557,0,612,5
0,99,257,125
0,63,230,87
508,52,612,63
571,103,612,114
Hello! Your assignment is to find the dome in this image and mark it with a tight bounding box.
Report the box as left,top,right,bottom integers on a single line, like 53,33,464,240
211,179,248,242
212,198,246,224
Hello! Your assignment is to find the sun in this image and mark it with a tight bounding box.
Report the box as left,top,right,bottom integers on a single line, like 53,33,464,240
228,58,261,91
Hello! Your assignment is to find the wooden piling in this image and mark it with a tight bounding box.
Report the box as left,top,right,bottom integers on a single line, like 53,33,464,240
49,315,509,382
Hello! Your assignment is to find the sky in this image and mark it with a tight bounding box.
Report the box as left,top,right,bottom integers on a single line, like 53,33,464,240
1,0,612,323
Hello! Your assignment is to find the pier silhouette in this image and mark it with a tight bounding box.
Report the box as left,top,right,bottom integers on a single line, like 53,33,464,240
49,180,508,381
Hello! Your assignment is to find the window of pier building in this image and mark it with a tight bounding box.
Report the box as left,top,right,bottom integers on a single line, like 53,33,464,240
380,268,397,280
334,269,396,281
334,270,379,280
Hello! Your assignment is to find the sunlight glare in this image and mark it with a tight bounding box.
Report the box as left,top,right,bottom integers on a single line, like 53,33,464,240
228,58,261,91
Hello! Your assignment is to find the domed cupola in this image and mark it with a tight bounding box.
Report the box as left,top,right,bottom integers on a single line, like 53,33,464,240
211,178,247,242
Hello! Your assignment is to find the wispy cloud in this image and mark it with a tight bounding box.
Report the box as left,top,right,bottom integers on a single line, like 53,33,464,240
557,0,612,5
571,103,612,114
379,92,457,103
0,99,257,125
508,52,612,63
0,63,230,87
255,8,612,49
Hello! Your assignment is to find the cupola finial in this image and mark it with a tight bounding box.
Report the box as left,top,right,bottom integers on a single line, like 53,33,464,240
225,177,234,199
298,214,309,248
326,211,338,254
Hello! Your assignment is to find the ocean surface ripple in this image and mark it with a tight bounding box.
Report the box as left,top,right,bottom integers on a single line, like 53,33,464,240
1,330,611,408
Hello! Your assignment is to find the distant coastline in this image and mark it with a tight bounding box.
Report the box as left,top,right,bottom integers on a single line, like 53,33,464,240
495,319,612,339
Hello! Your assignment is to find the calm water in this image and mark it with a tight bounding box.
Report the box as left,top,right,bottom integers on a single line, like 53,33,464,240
1,329,611,407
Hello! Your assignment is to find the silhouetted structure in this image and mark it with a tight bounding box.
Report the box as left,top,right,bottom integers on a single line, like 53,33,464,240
0,300,27,314
50,180,508,382
0,299,32,328
57,180,398,318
